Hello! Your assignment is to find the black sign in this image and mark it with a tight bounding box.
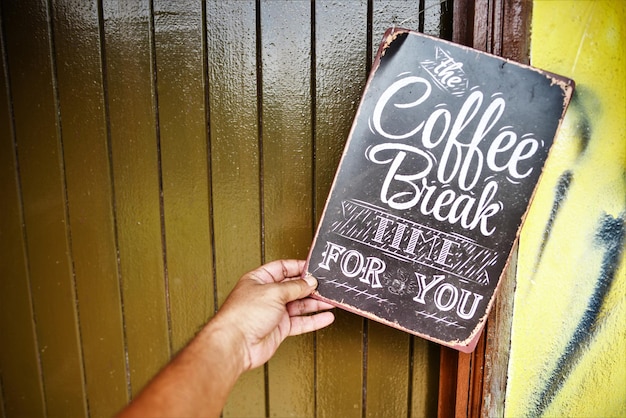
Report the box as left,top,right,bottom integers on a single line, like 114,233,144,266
304,29,574,352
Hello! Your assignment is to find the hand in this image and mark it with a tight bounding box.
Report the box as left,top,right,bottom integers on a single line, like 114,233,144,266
209,259,335,371
117,259,334,418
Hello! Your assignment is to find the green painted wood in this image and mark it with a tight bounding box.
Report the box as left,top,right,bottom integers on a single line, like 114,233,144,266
314,2,368,417
205,0,262,308
102,0,171,396
316,312,365,418
2,1,87,416
0,2,453,416
50,1,129,415
313,0,368,224
0,10,46,417
411,338,441,417
366,322,411,417
260,1,315,417
205,1,265,416
260,0,314,261
153,0,214,354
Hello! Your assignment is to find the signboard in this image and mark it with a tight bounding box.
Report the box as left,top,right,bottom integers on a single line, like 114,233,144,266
304,28,574,352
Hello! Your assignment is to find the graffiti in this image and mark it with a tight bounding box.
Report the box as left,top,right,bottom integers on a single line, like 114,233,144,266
530,170,573,279
533,213,625,415
568,86,599,155
529,87,603,280
506,2,626,416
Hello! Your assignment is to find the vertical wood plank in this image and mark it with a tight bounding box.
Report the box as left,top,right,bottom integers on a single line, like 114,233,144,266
205,1,264,416
469,335,486,417
316,312,365,418
438,347,458,418
314,2,368,417
0,8,46,416
313,1,368,223
472,0,490,52
0,380,4,418
2,1,87,416
260,1,314,416
490,0,504,56
455,351,472,418
50,1,129,415
153,0,214,354
205,0,261,307
481,248,517,417
410,338,440,418
500,0,531,64
102,0,171,395
473,0,508,55
452,0,474,46
366,322,411,418
260,2,313,260
454,332,487,418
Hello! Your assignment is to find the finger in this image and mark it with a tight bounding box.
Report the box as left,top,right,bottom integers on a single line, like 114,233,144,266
269,277,317,305
289,311,335,336
287,298,335,317
249,259,305,284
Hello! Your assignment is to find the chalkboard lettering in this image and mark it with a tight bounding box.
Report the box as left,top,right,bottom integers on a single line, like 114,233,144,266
305,29,574,352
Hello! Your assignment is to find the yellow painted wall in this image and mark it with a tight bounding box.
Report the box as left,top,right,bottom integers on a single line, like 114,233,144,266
506,1,626,416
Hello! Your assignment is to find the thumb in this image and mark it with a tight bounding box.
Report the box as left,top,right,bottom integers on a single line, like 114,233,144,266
274,274,318,304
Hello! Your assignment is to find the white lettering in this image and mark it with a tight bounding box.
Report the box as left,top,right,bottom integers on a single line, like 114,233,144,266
319,242,386,289
413,273,445,304
456,289,484,319
413,274,484,320
367,73,543,237
372,76,432,140
434,283,458,311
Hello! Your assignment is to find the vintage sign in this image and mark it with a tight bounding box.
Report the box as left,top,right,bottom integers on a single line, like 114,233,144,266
304,28,574,352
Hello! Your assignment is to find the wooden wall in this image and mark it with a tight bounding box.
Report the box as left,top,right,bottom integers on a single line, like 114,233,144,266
0,1,457,417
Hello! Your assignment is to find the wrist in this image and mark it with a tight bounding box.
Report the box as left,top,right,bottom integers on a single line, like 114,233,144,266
198,316,249,377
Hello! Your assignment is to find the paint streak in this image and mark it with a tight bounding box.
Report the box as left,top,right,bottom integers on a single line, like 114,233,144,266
532,170,573,274
534,213,625,415
568,87,598,155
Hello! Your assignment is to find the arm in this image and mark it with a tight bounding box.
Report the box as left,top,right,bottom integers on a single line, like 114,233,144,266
117,259,334,418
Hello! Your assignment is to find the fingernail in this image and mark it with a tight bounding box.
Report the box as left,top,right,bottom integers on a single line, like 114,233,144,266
303,273,317,288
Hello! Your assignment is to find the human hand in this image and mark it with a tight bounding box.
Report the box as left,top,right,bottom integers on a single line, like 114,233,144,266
209,259,335,372
116,260,332,418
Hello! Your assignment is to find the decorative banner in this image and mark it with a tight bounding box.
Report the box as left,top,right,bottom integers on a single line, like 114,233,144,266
305,28,574,352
